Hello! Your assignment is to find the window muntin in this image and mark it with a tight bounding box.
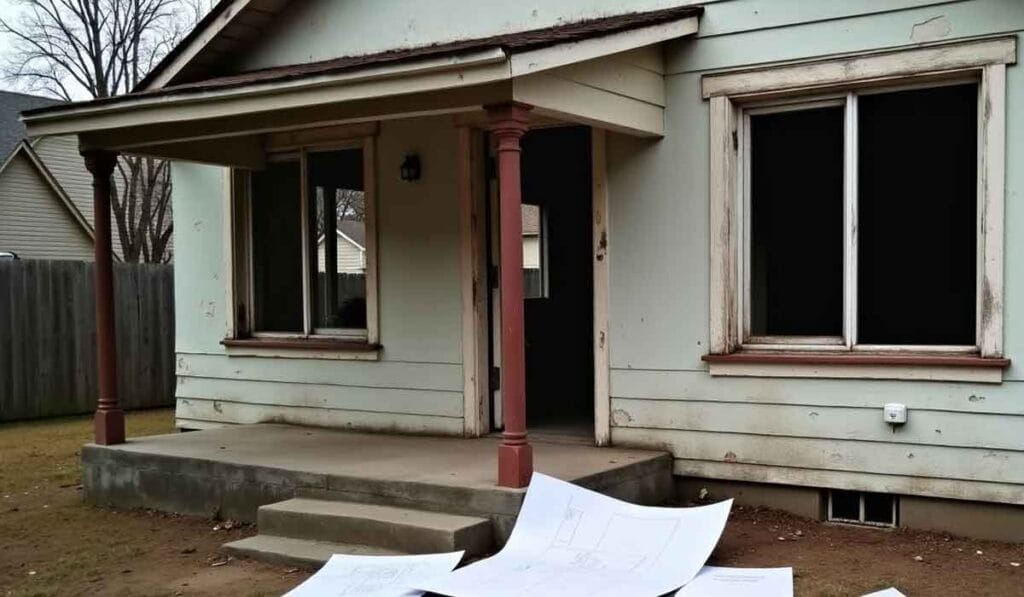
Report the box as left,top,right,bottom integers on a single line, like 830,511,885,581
740,82,980,351
242,141,374,341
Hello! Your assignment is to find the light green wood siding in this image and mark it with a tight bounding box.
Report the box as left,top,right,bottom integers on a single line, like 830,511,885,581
0,150,93,260
172,116,465,433
168,0,1024,504
607,0,1024,504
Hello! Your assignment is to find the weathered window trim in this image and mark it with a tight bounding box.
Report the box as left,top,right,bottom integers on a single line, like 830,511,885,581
221,336,381,361
224,128,380,357
704,37,1013,380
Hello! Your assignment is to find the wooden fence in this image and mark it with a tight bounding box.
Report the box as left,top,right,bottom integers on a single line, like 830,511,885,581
0,260,175,422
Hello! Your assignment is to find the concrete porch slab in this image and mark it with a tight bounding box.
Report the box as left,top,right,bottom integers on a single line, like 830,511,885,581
82,424,672,544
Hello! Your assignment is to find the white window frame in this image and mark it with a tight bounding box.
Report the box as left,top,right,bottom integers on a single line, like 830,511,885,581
705,37,1012,362
229,133,379,346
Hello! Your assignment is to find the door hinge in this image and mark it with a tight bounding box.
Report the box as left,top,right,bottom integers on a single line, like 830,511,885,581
731,130,738,151
490,366,501,391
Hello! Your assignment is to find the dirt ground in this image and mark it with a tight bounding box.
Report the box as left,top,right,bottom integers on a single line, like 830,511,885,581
1,410,1022,596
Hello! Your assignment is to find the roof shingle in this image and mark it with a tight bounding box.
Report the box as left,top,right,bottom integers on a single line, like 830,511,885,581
0,91,62,161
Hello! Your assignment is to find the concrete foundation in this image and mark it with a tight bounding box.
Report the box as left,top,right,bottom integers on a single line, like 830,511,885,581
82,423,673,545
900,495,1024,543
676,477,826,520
676,476,1024,542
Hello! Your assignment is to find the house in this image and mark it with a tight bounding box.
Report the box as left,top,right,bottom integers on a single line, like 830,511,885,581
22,0,1024,553
0,91,104,260
317,220,367,274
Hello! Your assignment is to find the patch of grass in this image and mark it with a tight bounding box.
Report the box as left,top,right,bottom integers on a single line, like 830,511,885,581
0,409,175,495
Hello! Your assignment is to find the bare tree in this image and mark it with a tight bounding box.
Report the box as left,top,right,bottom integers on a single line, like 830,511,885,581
1,0,210,262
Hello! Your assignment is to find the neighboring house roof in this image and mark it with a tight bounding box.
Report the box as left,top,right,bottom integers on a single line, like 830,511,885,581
27,5,703,115
337,220,366,250
0,91,62,161
0,92,125,260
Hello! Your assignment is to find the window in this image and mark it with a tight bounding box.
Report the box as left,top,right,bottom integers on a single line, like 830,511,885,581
233,138,377,344
522,203,549,299
704,38,1011,369
742,84,977,350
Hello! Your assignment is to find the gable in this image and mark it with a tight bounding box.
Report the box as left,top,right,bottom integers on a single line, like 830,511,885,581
0,150,94,260
145,0,701,89
234,0,698,74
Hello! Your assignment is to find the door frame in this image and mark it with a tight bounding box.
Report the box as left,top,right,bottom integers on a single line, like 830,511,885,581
458,125,611,445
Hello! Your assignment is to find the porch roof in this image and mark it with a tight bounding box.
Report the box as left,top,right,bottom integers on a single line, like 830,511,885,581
21,6,701,165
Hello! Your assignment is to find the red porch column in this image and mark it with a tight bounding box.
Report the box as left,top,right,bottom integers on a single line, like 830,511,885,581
82,149,125,445
487,103,533,488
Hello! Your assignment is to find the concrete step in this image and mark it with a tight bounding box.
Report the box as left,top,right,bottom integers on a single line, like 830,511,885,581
224,534,403,570
258,498,494,557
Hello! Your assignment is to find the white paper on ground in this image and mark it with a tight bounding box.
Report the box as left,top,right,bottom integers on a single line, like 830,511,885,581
417,472,732,597
675,566,793,597
861,589,907,597
283,551,464,597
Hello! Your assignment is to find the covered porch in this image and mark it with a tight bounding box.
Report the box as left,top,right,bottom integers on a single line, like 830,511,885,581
22,6,700,489
82,422,672,562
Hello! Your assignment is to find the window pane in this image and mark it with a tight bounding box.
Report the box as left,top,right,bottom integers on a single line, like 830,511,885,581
251,160,303,332
749,106,845,337
308,149,367,333
858,85,977,345
522,203,547,299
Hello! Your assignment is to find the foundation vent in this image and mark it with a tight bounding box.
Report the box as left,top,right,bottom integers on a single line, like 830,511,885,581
828,490,898,528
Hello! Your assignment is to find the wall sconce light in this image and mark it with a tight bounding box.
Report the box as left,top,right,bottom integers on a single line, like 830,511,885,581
400,154,421,182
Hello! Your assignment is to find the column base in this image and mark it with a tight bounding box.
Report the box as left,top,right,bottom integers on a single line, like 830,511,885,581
497,442,533,488
94,408,126,445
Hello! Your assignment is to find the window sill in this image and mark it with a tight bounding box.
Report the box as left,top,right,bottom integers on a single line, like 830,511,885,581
702,352,1010,383
221,337,382,361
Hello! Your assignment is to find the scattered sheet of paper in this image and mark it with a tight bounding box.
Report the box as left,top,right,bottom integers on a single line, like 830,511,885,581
418,473,732,597
675,566,793,596
861,589,907,597
283,551,463,597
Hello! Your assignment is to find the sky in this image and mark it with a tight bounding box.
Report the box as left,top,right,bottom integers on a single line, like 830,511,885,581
0,1,29,94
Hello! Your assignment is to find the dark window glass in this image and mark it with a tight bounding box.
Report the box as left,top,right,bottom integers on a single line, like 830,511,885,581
750,106,845,337
308,149,367,332
251,160,303,332
830,489,860,521
858,84,977,345
863,492,896,525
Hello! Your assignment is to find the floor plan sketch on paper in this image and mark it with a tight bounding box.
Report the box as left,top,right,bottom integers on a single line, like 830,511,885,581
551,508,683,571
416,474,733,597
336,564,408,595
284,551,464,597
554,503,584,546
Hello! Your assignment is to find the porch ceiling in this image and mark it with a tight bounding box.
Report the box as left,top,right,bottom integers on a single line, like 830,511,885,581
20,7,701,168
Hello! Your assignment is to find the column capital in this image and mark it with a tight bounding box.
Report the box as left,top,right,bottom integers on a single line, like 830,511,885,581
80,149,118,177
485,102,532,144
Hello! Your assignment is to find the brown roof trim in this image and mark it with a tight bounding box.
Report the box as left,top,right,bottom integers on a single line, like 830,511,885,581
24,5,702,118
134,0,241,91
702,352,1011,368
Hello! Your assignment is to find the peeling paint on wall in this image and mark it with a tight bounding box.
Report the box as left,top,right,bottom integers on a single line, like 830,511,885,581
910,15,952,43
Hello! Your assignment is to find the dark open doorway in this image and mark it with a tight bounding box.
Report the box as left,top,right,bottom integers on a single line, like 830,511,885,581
487,126,594,439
